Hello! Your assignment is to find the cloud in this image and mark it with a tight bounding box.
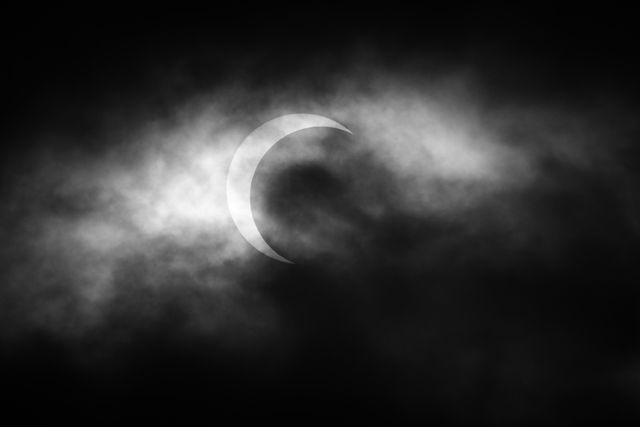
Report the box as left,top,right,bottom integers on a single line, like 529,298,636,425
1,48,639,423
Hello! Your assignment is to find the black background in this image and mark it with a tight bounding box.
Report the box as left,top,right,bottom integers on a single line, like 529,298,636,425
2,3,640,425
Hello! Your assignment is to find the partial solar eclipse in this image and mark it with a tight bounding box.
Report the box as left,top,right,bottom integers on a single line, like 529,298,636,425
226,114,352,263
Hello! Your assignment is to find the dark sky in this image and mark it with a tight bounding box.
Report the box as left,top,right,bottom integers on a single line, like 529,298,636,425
1,4,640,425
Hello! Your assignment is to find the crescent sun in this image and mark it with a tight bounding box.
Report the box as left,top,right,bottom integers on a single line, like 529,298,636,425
226,114,352,263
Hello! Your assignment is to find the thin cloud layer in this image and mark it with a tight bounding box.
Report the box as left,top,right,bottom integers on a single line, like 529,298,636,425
1,51,639,423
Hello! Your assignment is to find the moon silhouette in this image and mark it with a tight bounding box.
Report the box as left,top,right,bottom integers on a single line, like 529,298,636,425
227,114,352,263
